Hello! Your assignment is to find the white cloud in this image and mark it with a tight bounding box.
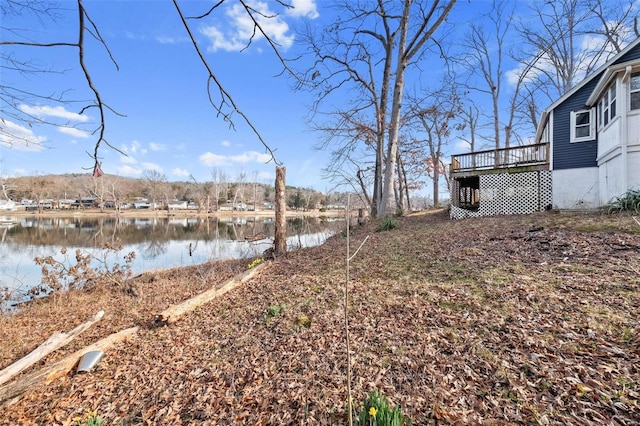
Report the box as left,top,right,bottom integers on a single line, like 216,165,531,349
201,0,295,52
117,165,142,176
230,150,272,163
18,104,89,122
121,140,148,155
0,120,46,151
141,162,163,172
149,142,166,152
119,154,137,165
579,34,619,70
58,126,90,138
506,32,625,89
221,140,231,147
286,0,319,19
199,150,271,167
199,152,231,167
454,139,471,152
171,168,191,177
201,25,243,52
155,35,189,44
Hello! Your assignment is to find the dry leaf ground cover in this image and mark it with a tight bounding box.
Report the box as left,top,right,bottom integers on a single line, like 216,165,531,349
1,210,639,425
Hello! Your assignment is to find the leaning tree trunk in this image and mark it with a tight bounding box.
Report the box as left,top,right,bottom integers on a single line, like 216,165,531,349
274,166,286,257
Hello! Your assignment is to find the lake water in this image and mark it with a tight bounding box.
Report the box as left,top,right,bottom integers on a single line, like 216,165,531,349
0,214,344,308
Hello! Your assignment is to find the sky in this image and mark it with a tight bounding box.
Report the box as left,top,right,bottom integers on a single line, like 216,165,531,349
3,0,634,196
1,0,331,189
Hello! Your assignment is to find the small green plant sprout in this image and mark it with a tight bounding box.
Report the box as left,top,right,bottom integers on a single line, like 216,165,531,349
355,389,409,426
608,189,640,213
247,257,264,269
376,217,399,232
72,410,104,426
264,303,286,324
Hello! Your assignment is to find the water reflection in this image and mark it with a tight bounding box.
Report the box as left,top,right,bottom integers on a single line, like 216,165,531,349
0,215,343,305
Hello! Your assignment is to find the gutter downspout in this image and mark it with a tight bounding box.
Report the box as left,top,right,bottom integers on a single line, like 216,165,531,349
622,65,631,197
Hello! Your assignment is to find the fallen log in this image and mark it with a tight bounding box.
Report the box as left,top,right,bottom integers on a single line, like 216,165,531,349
0,310,104,387
156,261,268,324
0,326,138,407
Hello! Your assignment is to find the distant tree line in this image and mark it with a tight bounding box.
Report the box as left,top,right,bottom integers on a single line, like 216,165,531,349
1,172,363,213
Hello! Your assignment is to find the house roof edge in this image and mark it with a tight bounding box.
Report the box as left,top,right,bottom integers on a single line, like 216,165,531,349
534,36,640,142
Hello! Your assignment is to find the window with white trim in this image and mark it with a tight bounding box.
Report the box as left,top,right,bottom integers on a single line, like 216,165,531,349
631,72,640,110
598,83,616,126
570,109,595,142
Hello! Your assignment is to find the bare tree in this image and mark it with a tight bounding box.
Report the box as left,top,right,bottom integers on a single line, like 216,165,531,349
515,0,637,103
90,174,107,212
317,120,377,212
188,175,211,213
210,168,228,211
517,0,592,98
458,0,514,149
405,84,461,206
105,176,124,214
230,169,247,210
395,134,429,211
458,102,480,153
453,0,639,153
25,174,52,213
142,169,167,210
298,0,456,217
584,0,639,53
0,160,17,200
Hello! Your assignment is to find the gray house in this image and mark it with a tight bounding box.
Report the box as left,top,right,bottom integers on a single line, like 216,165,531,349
450,37,640,219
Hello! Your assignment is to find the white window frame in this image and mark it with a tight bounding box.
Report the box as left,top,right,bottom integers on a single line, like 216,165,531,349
598,83,617,127
570,108,595,143
630,72,640,110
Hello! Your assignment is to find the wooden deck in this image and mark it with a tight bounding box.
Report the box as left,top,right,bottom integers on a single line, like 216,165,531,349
450,143,550,177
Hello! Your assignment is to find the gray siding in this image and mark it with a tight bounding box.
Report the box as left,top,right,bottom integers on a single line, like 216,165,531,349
553,77,600,170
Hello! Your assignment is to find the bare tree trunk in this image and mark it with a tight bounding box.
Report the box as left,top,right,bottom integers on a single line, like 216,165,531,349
380,0,456,217
433,169,440,207
381,1,411,217
274,166,286,257
371,143,383,218
355,169,372,210
396,151,404,211
400,156,411,212
156,263,267,324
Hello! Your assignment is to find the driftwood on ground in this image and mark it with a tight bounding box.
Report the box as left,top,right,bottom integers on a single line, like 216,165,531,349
0,310,104,387
155,262,267,324
0,326,139,407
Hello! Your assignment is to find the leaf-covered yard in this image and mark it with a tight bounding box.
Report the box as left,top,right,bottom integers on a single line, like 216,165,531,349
1,210,639,425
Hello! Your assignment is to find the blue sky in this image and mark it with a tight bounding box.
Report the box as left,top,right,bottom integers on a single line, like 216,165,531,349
1,0,327,188
3,0,633,196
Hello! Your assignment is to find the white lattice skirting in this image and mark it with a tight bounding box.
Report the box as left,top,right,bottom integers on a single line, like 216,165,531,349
450,171,552,220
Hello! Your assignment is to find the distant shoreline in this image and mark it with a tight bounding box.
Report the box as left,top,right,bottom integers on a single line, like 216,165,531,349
0,207,352,219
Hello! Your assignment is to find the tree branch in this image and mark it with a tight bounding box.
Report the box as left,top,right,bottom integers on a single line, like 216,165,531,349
172,0,281,166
